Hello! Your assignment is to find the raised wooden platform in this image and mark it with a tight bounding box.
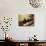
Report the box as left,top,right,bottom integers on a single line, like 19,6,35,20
0,39,46,46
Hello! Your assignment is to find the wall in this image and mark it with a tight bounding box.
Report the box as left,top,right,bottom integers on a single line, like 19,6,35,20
0,0,46,40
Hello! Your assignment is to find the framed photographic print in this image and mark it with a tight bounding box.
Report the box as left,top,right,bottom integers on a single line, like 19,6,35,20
18,14,34,26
